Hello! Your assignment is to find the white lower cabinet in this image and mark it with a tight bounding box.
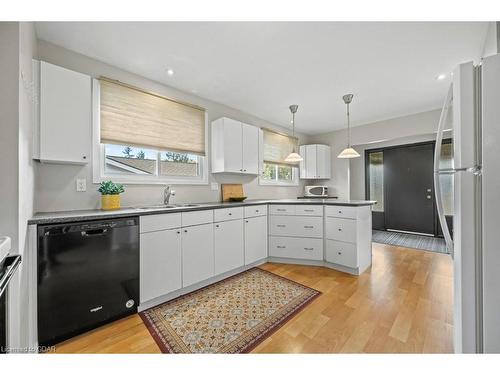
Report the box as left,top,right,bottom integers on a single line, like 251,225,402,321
182,223,214,287
214,219,244,275
325,239,357,268
269,236,323,260
244,215,268,265
140,228,182,303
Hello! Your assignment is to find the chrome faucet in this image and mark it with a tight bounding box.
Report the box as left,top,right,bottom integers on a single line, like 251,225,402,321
164,185,175,205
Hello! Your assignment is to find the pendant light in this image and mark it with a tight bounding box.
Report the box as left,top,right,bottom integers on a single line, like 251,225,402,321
284,104,304,163
337,94,360,159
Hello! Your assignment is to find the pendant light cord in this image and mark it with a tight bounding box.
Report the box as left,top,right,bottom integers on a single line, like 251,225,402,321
346,102,351,147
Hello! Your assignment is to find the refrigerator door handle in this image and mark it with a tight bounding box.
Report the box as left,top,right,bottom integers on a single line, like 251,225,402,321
435,166,482,175
433,84,454,256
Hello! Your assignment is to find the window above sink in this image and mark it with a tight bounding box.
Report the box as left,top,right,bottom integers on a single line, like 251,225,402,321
92,78,208,185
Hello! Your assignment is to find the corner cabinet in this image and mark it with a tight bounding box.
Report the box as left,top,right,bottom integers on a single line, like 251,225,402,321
211,117,259,174
33,60,92,165
299,144,331,179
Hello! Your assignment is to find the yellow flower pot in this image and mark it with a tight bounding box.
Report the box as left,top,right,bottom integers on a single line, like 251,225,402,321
101,194,121,211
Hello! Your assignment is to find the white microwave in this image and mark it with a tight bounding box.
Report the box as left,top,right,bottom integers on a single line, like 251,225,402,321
304,186,329,197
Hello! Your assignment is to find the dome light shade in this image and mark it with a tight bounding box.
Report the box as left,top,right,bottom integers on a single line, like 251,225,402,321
284,152,303,163
337,147,360,159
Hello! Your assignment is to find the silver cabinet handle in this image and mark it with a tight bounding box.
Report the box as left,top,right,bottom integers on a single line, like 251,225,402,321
304,209,314,212
277,209,286,212
304,225,314,229
277,224,286,228
277,245,286,249
304,247,314,251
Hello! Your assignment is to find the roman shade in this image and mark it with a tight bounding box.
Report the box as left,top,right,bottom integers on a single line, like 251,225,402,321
99,78,206,155
262,128,299,167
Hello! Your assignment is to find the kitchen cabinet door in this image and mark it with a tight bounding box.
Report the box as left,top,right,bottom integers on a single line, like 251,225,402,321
305,145,317,179
316,144,331,179
140,228,182,303
244,215,268,265
182,223,215,287
214,219,244,275
39,61,91,164
241,123,259,174
299,145,307,179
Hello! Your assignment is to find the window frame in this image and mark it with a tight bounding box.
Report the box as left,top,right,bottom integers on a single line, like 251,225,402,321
259,163,299,187
92,79,208,185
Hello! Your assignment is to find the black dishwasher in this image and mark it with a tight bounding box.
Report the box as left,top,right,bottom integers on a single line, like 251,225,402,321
37,217,139,346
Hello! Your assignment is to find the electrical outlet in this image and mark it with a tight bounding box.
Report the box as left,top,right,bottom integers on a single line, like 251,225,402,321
76,178,87,192
211,182,219,191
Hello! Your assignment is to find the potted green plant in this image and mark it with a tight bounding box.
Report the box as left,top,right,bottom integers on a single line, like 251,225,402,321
98,180,125,210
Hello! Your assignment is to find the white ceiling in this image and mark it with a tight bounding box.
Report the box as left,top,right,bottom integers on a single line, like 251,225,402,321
35,22,488,134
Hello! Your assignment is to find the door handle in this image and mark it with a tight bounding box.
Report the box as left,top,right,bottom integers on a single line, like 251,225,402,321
81,228,108,236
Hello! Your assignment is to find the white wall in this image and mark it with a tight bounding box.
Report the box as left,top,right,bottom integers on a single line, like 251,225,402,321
307,109,442,199
35,40,310,212
481,22,499,58
0,21,37,349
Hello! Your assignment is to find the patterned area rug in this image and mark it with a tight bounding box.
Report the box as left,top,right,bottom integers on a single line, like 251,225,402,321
139,267,320,353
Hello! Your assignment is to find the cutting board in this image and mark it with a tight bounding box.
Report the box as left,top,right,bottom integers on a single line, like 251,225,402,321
221,184,245,202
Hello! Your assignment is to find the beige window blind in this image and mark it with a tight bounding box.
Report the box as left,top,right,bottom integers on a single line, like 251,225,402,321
99,78,206,155
262,128,298,167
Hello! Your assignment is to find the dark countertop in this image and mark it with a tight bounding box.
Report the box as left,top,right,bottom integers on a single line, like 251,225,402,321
28,198,377,225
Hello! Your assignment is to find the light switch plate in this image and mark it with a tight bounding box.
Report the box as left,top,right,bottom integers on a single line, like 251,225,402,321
211,182,219,191
76,178,87,192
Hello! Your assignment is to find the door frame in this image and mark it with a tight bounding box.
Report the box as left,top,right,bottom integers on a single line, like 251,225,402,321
364,138,452,237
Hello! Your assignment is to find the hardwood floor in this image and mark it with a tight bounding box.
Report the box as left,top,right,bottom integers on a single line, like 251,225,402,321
53,243,453,353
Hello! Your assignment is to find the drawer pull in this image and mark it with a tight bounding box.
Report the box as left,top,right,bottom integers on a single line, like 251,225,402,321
304,209,314,212
304,225,314,229
338,228,342,231
277,245,286,249
245,220,249,223
256,210,259,213
304,247,314,251
338,210,342,214
228,213,232,216
277,209,286,212
338,251,342,255
215,224,219,228
277,224,286,228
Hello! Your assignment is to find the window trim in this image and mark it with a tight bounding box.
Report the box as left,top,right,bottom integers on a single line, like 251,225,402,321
92,79,209,185
259,163,299,187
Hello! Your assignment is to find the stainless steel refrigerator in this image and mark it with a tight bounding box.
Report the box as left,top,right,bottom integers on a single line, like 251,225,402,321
434,53,500,353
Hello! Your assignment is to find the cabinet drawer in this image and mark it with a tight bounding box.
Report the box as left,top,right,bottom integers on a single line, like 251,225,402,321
182,210,213,227
269,216,323,238
269,205,295,216
295,205,323,216
214,207,243,222
140,213,181,233
325,217,356,243
325,205,358,219
269,236,323,261
325,239,357,268
244,204,267,218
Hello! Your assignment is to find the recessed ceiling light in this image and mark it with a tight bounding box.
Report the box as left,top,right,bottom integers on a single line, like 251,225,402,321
436,74,446,81
167,69,174,76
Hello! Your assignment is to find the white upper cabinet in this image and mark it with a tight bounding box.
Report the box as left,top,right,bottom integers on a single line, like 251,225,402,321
34,60,91,164
299,144,331,179
211,117,259,174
